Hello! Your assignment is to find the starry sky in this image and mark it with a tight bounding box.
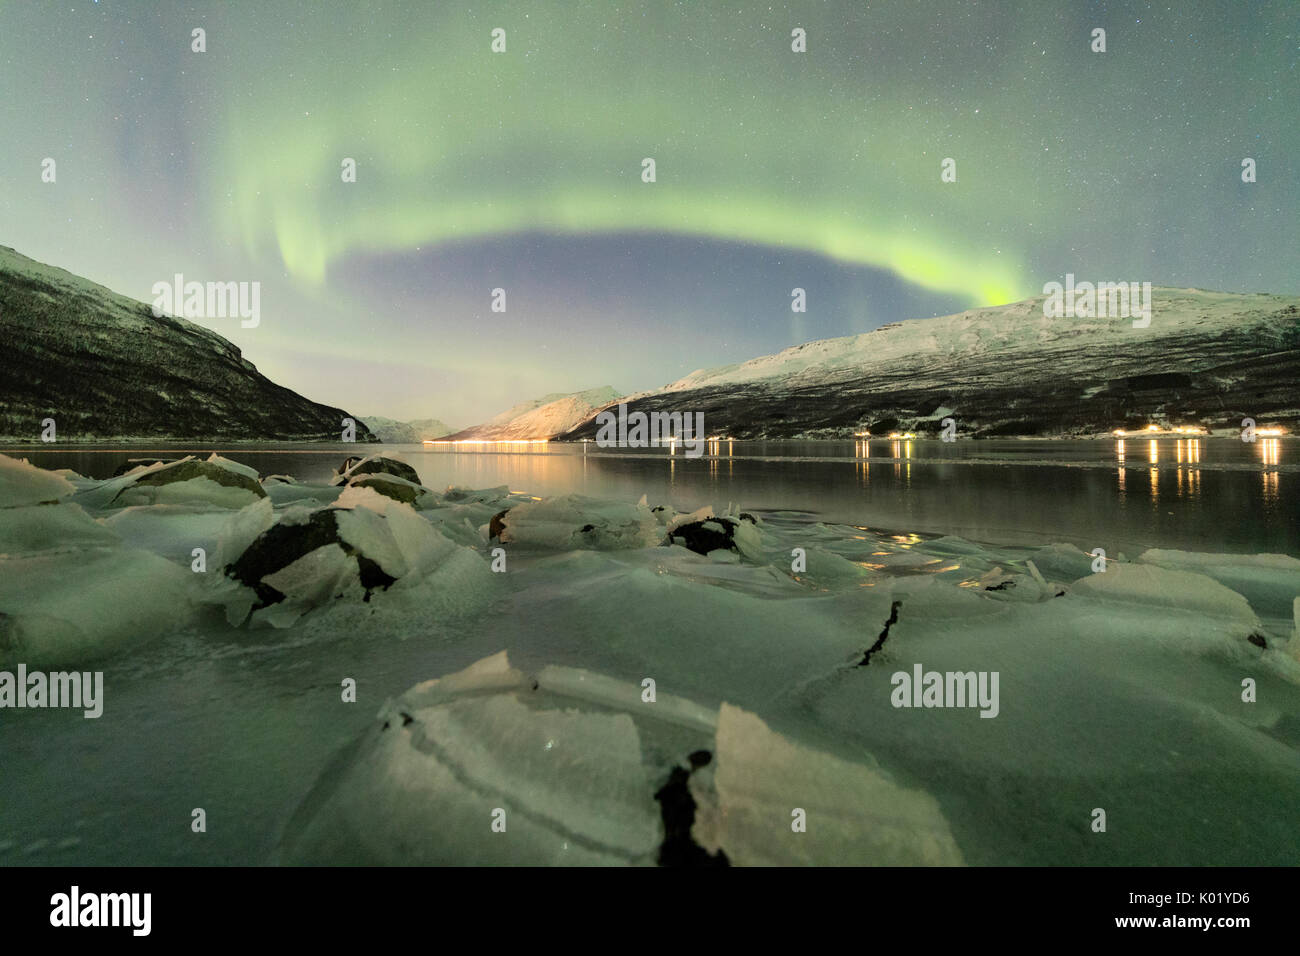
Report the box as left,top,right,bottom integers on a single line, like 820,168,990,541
1,0,1295,425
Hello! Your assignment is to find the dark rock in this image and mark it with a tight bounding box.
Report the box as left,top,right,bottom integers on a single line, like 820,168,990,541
336,456,421,485
666,515,743,556
348,473,422,504
224,509,396,617
115,459,266,500
489,509,510,539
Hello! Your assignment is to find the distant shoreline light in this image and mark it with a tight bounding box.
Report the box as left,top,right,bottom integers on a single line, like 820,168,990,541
1113,425,1210,437
422,439,550,445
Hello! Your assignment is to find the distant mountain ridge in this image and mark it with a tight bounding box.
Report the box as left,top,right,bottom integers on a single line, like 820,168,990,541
561,289,1300,439
448,386,621,441
0,246,375,442
362,416,455,443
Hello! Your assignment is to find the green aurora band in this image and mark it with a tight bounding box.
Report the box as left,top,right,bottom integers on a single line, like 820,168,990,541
214,2,1040,303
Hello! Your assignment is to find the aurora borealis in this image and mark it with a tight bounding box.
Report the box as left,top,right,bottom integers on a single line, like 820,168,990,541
1,1,1295,424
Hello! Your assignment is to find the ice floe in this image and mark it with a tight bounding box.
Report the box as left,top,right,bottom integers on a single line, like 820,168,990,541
280,652,963,865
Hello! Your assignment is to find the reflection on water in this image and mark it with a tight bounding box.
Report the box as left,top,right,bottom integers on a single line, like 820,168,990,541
1262,439,1280,503
1110,436,1289,506
7,437,1296,555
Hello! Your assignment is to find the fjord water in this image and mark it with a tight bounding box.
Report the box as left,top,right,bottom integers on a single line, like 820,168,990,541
15,437,1298,556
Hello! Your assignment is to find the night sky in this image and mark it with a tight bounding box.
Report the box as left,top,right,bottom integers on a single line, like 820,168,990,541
1,1,1295,424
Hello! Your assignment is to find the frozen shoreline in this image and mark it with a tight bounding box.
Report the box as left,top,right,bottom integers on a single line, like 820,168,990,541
2,451,1298,866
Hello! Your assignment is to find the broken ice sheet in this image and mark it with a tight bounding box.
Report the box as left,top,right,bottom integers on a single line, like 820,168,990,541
691,704,964,866
280,653,964,866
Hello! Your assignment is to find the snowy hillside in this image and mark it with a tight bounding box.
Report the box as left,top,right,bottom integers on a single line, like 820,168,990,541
0,246,374,442
449,386,621,441
362,416,454,443
564,289,1300,439
481,386,621,428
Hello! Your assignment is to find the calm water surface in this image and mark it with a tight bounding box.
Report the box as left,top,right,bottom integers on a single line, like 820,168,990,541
9,437,1297,556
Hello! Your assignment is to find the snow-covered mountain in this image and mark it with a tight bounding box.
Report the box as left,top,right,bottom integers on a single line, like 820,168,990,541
448,386,621,441
0,246,375,442
562,289,1300,439
361,416,455,443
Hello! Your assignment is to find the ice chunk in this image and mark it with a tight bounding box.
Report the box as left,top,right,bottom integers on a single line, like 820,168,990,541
442,485,511,504
281,654,963,865
0,454,75,508
1292,598,1300,662
218,499,476,626
1071,562,1260,627
203,453,260,481
1137,549,1300,622
212,497,275,569
1030,543,1098,582
280,653,670,865
330,455,421,487
691,704,964,866
789,546,873,589
264,481,343,508
107,457,267,510
0,549,195,667
103,504,233,566
497,494,660,551
111,458,174,478
0,502,119,554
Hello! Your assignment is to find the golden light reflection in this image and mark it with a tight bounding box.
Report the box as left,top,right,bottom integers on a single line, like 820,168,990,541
1148,440,1159,464
424,439,550,445
1115,424,1206,436
1260,438,1281,466
1174,438,1201,463
1263,469,1279,502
